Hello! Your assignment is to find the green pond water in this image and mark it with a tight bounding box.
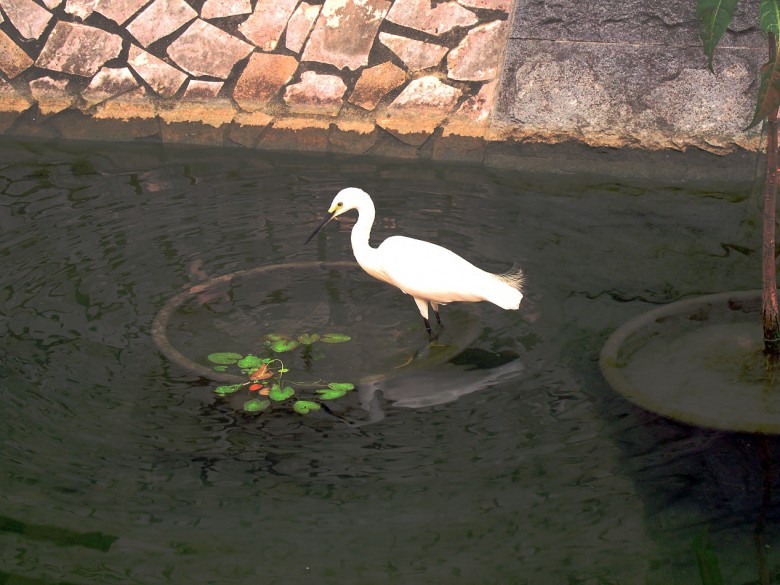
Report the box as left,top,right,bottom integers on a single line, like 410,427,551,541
0,137,777,584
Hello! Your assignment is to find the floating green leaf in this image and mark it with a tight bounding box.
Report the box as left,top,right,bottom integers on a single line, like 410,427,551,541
269,385,295,401
243,398,271,414
207,352,243,364
212,365,228,372
320,333,351,343
328,382,355,392
237,355,264,368
696,0,740,71
293,400,321,414
297,333,321,345
270,339,300,352
214,383,243,396
316,388,348,400
265,333,288,341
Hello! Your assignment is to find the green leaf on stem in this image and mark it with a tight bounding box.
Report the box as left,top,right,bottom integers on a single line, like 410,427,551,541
760,0,780,36
693,530,724,585
696,0,740,71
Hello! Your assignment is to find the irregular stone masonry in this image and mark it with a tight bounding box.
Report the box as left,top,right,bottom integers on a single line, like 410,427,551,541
0,0,511,160
0,0,766,167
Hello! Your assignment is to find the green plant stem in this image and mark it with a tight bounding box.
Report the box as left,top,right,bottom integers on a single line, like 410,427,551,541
763,34,780,356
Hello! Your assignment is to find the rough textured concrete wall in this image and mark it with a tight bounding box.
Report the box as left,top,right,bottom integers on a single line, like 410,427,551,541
0,0,509,161
493,0,764,154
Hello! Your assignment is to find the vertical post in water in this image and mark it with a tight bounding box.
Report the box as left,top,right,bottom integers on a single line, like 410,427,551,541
764,34,780,357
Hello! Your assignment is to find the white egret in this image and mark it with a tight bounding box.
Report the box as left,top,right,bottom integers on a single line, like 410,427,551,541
305,188,524,338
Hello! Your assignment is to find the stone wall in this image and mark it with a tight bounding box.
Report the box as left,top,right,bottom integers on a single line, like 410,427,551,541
0,0,509,161
0,0,768,171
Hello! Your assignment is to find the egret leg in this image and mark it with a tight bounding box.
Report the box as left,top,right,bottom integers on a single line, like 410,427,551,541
414,297,438,341
431,302,443,328
422,318,439,341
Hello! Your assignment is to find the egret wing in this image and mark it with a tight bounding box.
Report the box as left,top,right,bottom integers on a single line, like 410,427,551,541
377,236,493,303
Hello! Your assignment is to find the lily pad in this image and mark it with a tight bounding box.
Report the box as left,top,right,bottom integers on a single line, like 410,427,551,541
243,398,270,413
212,365,228,372
328,382,355,392
265,333,288,342
270,339,300,353
214,383,243,396
237,355,264,368
320,333,351,343
316,388,348,400
269,385,295,401
208,352,243,364
293,400,321,414
297,333,321,345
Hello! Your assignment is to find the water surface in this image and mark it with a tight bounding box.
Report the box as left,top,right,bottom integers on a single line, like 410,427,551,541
0,137,776,584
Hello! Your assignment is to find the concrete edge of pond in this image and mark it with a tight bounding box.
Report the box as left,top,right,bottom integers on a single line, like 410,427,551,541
482,140,761,188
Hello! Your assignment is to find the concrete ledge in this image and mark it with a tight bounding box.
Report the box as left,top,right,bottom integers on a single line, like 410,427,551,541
493,41,762,153
494,0,763,154
483,140,759,187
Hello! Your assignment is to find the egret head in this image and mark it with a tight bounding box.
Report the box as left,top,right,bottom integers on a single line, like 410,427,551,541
304,188,369,244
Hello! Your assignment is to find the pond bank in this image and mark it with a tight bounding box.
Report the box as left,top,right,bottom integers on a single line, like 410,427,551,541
0,0,766,182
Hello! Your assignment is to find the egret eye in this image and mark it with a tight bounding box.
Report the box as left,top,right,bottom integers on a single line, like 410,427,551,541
337,202,343,207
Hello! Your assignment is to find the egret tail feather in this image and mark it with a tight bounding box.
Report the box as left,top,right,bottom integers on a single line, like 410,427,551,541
496,265,524,292
489,266,524,310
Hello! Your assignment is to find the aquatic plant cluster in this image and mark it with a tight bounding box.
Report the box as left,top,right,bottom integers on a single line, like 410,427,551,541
207,332,354,415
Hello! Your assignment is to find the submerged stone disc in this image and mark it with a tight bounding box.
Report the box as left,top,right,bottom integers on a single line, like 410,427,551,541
600,290,780,433
152,260,481,386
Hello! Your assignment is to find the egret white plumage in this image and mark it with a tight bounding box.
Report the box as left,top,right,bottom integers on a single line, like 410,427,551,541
305,188,524,338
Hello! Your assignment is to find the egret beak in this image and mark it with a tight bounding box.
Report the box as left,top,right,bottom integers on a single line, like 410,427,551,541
304,209,337,244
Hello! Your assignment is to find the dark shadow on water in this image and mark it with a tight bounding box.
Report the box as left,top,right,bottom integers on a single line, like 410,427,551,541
356,348,525,423
601,388,780,583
